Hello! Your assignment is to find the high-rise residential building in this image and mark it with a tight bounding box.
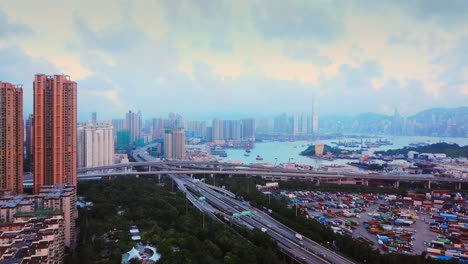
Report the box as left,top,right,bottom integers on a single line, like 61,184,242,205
222,120,241,140
256,118,272,135
33,74,77,194
164,128,186,160
273,113,289,135
77,121,114,168
152,118,168,140
116,130,131,151
212,119,222,141
240,118,256,140
25,114,34,161
184,120,206,138
112,118,125,132
125,110,141,144
205,126,213,142
168,112,183,129
210,118,255,141
0,82,23,194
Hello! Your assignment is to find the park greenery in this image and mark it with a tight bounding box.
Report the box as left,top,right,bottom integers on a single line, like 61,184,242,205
301,144,344,156
375,143,468,158
207,175,460,264
65,176,282,264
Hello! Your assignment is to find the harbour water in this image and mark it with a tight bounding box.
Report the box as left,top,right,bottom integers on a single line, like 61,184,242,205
219,135,468,168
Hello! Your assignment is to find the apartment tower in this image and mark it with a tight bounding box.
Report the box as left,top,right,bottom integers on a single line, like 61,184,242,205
77,121,115,168
164,128,186,160
125,110,141,144
0,82,23,194
33,74,77,193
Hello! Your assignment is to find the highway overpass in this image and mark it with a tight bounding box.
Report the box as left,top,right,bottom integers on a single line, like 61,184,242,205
76,168,467,189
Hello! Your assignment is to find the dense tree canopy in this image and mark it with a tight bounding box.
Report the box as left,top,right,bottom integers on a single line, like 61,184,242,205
375,143,468,158
65,176,282,264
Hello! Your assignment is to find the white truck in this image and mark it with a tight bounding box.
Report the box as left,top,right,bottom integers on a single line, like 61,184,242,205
295,234,303,240
261,228,267,233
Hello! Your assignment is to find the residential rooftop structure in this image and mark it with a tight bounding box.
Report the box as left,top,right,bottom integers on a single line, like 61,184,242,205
0,210,65,264
0,184,76,249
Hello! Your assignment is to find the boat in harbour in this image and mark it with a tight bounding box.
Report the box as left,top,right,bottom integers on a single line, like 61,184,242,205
256,155,263,161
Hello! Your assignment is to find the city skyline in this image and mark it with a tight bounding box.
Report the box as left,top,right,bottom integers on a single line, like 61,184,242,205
0,0,467,121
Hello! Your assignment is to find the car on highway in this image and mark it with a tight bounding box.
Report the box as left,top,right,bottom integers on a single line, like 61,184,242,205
317,252,326,258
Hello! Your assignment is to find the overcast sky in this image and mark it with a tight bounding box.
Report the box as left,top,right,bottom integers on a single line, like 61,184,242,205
1,0,467,121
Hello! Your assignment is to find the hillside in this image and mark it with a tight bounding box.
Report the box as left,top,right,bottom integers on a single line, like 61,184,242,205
375,143,468,158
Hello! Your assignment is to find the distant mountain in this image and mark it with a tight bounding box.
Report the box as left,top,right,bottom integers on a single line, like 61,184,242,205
405,107,468,137
321,107,467,137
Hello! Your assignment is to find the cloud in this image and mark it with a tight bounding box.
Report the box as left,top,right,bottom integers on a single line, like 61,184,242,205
72,5,147,52
0,46,59,114
0,10,33,39
283,42,331,66
1,0,467,120
396,0,468,25
252,1,343,41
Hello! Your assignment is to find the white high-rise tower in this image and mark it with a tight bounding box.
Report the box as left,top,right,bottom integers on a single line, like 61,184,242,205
312,96,319,135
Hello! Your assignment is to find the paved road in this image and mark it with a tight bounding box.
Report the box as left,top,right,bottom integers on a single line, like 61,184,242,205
174,174,357,264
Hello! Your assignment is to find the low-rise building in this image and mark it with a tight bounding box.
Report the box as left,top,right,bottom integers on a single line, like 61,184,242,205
0,184,76,248
0,210,65,264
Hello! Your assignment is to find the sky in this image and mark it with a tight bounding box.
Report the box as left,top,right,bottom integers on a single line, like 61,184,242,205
0,0,467,121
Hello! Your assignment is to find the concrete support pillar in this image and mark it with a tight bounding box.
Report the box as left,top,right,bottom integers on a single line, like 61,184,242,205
316,179,320,186
190,174,193,178
338,179,342,185
425,180,431,189
456,182,461,190
394,180,400,188
148,166,151,172
158,175,161,184
363,179,369,186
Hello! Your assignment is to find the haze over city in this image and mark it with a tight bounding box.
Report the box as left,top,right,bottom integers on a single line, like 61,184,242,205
1,0,468,121
2,1,468,264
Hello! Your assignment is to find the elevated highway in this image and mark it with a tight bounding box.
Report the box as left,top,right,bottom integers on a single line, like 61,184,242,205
76,169,467,189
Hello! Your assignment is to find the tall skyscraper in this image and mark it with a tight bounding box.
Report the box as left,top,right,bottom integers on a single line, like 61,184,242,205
240,118,256,140
312,98,319,135
298,113,308,135
273,113,289,135
77,121,114,168
212,119,222,141
0,82,23,194
33,74,77,193
164,128,186,160
92,112,97,125
292,113,299,136
125,110,141,143
152,118,168,140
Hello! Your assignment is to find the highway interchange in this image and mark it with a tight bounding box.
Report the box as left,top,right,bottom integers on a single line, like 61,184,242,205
172,174,356,264
132,146,356,263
